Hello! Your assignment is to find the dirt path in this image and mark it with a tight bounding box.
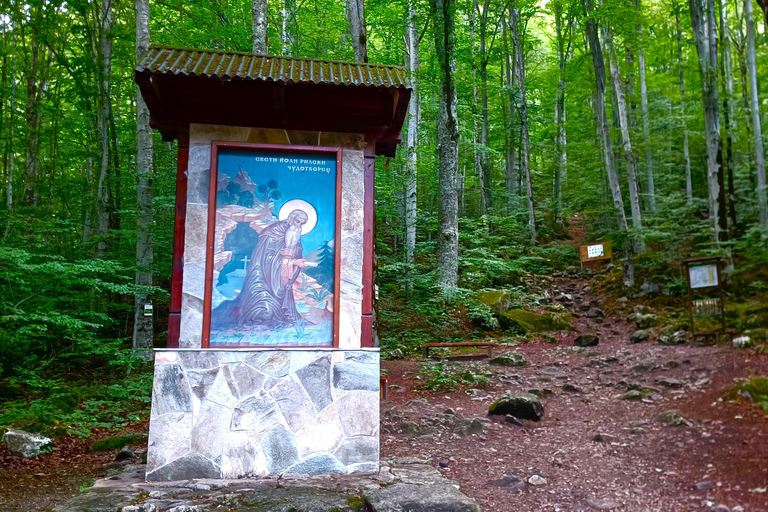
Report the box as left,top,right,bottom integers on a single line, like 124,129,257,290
382,277,768,512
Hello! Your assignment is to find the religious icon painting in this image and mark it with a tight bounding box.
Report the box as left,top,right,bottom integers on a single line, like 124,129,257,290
202,143,342,348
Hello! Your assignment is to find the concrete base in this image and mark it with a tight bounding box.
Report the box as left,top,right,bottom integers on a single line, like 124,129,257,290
146,348,380,480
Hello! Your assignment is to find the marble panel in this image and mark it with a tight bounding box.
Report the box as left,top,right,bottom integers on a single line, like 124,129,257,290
186,367,220,400
333,436,379,466
295,355,332,412
151,364,192,418
285,130,321,146
222,363,266,399
186,169,210,205
261,426,300,474
191,400,233,459
284,454,345,476
231,391,280,433
269,375,316,433
204,370,237,409
187,145,211,175
183,204,209,264
155,352,178,365
246,127,290,145
337,297,362,350
178,293,203,349
244,351,290,378
146,412,192,469
190,124,251,146
335,391,379,437
294,404,343,458
146,452,221,481
319,132,365,150
332,363,379,392
178,351,220,370
221,431,267,478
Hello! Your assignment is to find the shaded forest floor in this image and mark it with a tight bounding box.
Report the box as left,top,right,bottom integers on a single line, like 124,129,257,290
381,276,768,511
2,279,768,511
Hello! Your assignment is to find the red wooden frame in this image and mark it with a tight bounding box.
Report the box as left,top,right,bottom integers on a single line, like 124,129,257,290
167,134,189,348
201,142,343,348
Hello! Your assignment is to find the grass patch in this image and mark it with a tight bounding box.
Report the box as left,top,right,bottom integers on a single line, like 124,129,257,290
89,433,147,452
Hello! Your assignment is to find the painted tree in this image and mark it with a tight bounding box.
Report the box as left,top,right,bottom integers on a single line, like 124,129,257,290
432,0,459,288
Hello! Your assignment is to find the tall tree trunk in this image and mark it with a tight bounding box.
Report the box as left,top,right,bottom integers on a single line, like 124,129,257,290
470,1,485,215
553,0,571,226
347,0,368,62
281,0,295,54
133,0,153,353
95,0,114,258
636,0,654,213
478,0,492,212
404,3,419,266
23,25,47,207
582,0,633,285
503,15,516,213
6,36,15,210
676,10,693,205
252,0,268,54
720,0,738,235
689,0,725,241
432,0,459,288
745,0,768,225
603,21,644,250
735,0,754,174
510,3,536,244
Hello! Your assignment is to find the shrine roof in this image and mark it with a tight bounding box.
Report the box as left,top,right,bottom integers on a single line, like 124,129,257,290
137,46,410,89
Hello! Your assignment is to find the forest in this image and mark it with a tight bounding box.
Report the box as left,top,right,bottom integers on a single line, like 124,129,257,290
0,0,767,441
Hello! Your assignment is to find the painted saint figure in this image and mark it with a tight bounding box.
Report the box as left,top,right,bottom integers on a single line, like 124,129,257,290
211,209,315,331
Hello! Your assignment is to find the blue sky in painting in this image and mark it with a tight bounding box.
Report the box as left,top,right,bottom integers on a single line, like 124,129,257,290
217,148,337,253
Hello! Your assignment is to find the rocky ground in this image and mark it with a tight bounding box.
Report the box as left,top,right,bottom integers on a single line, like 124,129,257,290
2,276,768,511
381,276,768,512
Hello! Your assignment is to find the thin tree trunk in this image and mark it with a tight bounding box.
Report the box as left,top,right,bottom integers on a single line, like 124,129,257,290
503,16,516,213
432,0,459,288
745,0,767,225
636,0,654,213
510,3,536,244
133,0,154,353
735,0,754,173
252,0,268,54
6,35,15,210
604,21,644,250
583,0,633,285
720,0,738,234
689,0,725,241
676,10,693,205
404,3,419,266
347,0,368,62
281,0,295,54
478,0,492,212
95,0,114,258
553,1,571,226
23,26,47,207
470,1,485,215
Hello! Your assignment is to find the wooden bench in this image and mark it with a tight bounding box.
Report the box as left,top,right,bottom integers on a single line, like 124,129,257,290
422,342,494,360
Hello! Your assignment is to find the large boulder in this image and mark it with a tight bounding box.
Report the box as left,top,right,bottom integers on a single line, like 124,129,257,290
489,352,527,367
574,335,599,347
499,309,573,333
488,393,544,421
4,429,52,458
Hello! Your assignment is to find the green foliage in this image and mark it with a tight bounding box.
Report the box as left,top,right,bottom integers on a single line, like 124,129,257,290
416,360,491,392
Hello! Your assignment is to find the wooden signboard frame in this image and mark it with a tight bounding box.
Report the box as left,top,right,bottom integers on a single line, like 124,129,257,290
201,142,343,349
579,241,613,269
683,256,727,343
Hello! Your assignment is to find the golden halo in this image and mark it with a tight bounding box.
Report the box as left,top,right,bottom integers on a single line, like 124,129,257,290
278,199,318,235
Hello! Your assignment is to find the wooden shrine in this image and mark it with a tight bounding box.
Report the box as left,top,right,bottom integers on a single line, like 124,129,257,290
136,46,410,480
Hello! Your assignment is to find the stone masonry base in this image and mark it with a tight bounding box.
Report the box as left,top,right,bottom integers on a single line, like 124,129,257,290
146,349,380,480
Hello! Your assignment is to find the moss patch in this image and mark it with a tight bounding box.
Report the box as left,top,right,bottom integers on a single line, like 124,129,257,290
499,309,573,333
89,434,147,452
